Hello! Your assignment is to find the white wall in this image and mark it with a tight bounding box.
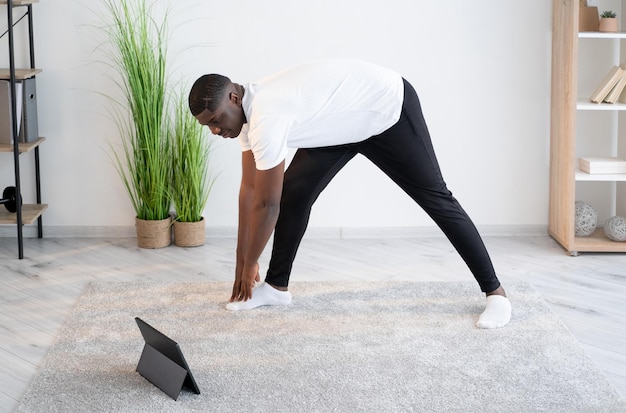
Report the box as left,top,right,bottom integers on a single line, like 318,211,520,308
0,0,553,233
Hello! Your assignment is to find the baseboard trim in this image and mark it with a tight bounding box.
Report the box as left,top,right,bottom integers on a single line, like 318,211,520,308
0,225,548,239
338,225,548,238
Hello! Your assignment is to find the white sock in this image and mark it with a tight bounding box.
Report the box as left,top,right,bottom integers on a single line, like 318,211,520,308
225,282,292,311
476,295,512,329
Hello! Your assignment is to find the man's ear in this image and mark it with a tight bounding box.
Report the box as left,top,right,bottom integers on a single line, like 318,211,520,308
229,92,241,105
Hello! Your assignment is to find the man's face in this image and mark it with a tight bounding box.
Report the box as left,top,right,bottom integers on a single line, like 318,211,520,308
194,91,245,139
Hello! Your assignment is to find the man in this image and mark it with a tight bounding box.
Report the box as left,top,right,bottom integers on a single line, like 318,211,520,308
188,58,511,328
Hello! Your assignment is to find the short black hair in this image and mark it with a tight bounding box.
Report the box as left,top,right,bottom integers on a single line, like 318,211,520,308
188,74,232,116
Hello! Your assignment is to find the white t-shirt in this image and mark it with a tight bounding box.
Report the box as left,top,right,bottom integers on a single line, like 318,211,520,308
238,58,404,170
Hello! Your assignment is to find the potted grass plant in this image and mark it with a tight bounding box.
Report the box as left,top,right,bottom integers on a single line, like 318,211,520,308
104,0,173,248
171,93,214,247
599,10,618,33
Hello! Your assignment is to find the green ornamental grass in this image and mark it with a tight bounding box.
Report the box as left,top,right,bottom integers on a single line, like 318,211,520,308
105,0,172,221
171,94,214,223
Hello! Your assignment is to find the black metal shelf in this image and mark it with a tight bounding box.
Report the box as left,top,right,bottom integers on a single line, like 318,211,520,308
1,0,44,259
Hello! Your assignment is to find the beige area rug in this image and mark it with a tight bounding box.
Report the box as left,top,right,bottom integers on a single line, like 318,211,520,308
16,281,626,412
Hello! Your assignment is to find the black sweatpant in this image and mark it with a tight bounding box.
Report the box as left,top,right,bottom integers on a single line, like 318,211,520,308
265,79,501,293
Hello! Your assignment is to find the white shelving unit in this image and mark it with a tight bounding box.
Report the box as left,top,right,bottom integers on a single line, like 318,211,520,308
550,0,626,254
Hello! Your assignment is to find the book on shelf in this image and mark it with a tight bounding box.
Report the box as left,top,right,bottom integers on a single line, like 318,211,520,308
606,70,626,103
0,80,23,145
578,157,626,174
590,64,626,103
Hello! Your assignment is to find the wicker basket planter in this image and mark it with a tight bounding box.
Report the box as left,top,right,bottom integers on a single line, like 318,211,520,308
173,217,205,247
135,216,172,249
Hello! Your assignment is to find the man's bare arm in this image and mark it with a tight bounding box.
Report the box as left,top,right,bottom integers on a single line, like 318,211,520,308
231,153,285,302
235,150,257,285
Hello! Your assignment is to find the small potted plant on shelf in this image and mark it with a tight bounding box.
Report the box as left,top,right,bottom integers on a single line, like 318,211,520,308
104,0,174,248
171,92,215,247
599,10,618,33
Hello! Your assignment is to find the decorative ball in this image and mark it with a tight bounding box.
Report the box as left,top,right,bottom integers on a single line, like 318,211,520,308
574,201,597,237
604,216,626,241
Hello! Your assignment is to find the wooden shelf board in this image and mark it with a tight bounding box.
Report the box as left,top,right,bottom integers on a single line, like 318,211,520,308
0,68,42,80
0,137,45,153
572,230,626,253
0,204,47,225
0,0,39,6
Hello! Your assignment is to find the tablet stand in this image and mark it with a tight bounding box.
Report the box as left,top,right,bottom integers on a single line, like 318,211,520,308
134,317,201,400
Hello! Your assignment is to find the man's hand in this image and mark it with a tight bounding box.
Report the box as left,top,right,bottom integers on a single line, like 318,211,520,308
231,152,284,303
230,262,261,302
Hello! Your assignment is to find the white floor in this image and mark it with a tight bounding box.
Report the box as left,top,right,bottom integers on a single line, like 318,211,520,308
1,233,625,412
